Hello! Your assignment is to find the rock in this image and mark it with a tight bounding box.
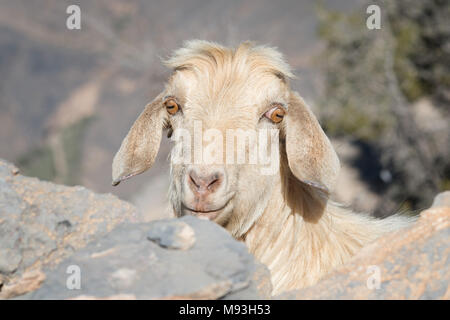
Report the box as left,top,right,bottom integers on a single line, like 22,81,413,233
431,191,450,208
0,270,46,299
25,216,272,300
147,220,196,250
0,159,137,299
277,201,450,300
4,153,445,300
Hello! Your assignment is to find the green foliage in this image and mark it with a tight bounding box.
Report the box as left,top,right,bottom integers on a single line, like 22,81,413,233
388,0,450,104
391,19,424,101
16,116,94,185
17,146,56,182
441,179,450,191
316,0,449,141
60,116,94,186
316,3,395,142
315,0,449,214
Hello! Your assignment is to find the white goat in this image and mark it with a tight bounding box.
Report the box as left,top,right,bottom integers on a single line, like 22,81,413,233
112,40,413,295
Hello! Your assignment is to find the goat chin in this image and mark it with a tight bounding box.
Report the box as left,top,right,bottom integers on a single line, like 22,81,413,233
230,180,415,296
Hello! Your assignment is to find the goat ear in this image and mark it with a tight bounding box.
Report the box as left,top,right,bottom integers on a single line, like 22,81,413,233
284,91,340,194
112,93,166,186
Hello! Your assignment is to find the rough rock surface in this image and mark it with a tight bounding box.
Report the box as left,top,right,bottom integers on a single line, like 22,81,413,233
147,219,196,250
278,193,450,300
432,191,450,208
25,216,272,300
1,157,448,300
0,159,137,298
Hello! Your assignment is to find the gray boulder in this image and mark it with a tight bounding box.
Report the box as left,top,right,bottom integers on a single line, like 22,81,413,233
26,216,272,300
0,159,137,298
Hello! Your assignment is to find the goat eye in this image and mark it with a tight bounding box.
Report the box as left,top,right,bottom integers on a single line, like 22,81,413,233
165,99,180,115
265,105,285,123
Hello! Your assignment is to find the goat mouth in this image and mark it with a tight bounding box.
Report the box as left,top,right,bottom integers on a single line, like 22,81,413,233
181,202,230,220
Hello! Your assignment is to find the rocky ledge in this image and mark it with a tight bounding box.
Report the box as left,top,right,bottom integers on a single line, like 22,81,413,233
0,159,137,298
0,159,270,299
0,159,448,299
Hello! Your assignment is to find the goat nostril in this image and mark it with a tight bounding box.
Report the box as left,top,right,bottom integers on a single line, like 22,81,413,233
189,174,200,189
207,178,219,189
188,171,223,193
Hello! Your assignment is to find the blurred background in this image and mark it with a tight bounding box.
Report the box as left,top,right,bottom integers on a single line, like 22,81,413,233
0,0,448,221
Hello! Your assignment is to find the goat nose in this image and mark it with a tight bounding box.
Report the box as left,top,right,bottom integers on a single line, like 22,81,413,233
188,170,223,194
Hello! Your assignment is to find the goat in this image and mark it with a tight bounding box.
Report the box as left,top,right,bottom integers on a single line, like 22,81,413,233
112,40,414,295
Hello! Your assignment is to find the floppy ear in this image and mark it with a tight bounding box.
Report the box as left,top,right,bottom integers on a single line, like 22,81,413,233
112,93,166,186
284,91,340,194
